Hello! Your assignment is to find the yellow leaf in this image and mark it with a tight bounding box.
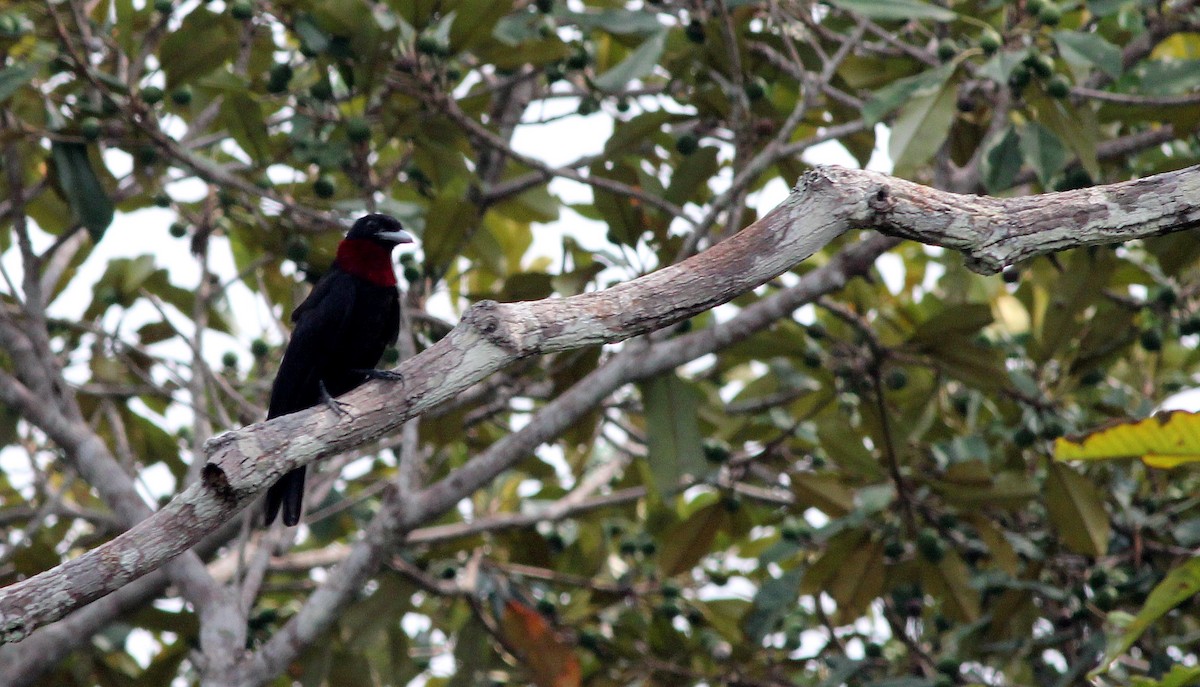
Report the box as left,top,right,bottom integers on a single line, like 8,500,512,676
1054,410,1200,468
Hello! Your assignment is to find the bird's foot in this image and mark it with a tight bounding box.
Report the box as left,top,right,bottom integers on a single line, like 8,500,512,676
318,380,353,417
357,368,405,383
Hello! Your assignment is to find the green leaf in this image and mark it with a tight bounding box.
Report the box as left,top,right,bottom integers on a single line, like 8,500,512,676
592,30,666,93
825,0,957,21
1053,31,1122,79
981,125,1022,193
1044,462,1110,557
638,373,706,496
160,9,239,88
1133,58,1200,95
665,147,719,206
889,74,959,172
743,566,803,643
1095,557,1200,676
0,62,34,105
921,551,981,622
659,503,728,576
567,9,664,35
1017,122,1069,186
1032,91,1101,180
50,142,114,240
862,63,955,125
220,92,269,162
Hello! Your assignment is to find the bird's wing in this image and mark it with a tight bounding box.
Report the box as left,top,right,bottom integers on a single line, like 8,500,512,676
267,268,358,418
383,287,401,348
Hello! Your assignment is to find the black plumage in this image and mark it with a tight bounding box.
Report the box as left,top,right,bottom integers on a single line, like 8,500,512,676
264,214,411,526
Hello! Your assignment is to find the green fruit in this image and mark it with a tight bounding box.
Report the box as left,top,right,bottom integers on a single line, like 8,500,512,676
1013,426,1037,447
578,629,601,650
222,351,238,368
1181,316,1200,336
416,34,443,56
1140,329,1163,352
170,85,193,105
536,0,554,12
576,96,599,115
153,192,171,207
616,98,630,112
660,581,681,599
168,222,187,238
310,80,333,100
780,519,806,542
565,47,589,70
803,351,821,368
937,39,958,62
702,440,730,463
284,237,308,262
1002,266,1021,283
381,347,400,364
1038,3,1062,24
266,63,292,93
936,657,959,675
403,266,421,283
685,19,706,43
744,77,767,101
1041,420,1065,440
980,29,1002,54
345,116,371,143
722,494,742,512
1047,73,1070,98
675,132,699,155
80,117,102,141
545,531,565,552
544,63,564,83
1027,0,1047,16
1088,568,1109,587
328,36,353,60
1030,53,1055,78
865,642,883,658
217,190,235,207
230,0,253,20
885,368,908,390
618,537,638,556
916,528,946,563
141,85,164,104
708,569,729,585
807,323,826,340
1094,585,1119,611
1079,369,1105,386
884,540,906,558
536,597,556,615
1155,286,1178,307
313,174,336,198
154,0,173,13
138,146,160,165
250,339,269,357
438,563,457,579
1008,63,1031,90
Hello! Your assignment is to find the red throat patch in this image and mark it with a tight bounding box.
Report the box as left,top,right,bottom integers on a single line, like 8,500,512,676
335,238,398,287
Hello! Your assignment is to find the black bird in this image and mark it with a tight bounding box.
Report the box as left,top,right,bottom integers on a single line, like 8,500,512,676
264,213,413,526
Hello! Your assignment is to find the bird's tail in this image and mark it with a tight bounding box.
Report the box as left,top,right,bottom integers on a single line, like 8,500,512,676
264,466,307,526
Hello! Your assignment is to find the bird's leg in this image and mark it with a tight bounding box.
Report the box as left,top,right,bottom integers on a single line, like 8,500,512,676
356,368,405,383
318,380,353,417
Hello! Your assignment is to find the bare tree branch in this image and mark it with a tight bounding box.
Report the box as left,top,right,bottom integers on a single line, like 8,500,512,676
2,163,1198,644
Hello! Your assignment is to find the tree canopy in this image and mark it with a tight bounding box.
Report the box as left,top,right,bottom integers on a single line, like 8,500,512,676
1,0,1200,686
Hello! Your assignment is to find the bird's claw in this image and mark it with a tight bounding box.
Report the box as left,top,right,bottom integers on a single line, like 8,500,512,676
357,368,405,383
318,380,353,417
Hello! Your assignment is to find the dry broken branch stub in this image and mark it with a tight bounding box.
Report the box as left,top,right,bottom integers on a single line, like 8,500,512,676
1,164,1198,644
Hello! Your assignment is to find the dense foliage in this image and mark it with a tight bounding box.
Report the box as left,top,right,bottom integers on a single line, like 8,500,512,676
2,0,1200,685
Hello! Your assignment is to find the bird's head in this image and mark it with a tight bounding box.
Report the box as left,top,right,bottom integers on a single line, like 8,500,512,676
346,213,414,247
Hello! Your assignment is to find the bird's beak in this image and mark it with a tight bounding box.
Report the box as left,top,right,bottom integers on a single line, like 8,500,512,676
376,230,415,244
